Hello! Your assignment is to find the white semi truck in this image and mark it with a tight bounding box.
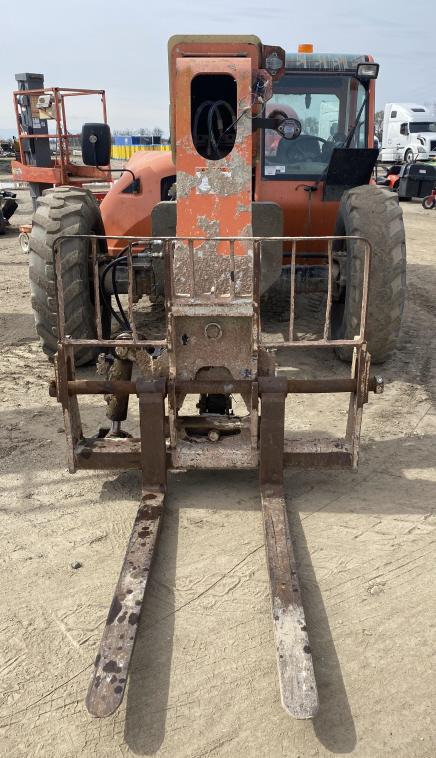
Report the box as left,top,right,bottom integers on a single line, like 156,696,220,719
380,103,436,163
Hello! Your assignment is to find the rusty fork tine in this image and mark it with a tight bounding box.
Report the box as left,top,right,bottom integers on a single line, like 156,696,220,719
86,490,165,718
259,380,318,719
261,486,319,719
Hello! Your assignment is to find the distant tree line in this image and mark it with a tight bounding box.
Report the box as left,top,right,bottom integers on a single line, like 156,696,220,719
113,127,165,138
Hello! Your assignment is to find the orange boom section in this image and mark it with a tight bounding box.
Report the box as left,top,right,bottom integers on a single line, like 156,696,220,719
174,57,253,253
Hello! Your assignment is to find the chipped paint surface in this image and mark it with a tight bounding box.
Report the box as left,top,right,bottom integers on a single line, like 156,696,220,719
176,149,253,200
175,57,253,257
170,56,256,383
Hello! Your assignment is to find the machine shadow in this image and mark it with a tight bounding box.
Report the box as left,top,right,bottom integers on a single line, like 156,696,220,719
112,416,434,755
118,466,356,754
286,494,357,753
124,491,179,755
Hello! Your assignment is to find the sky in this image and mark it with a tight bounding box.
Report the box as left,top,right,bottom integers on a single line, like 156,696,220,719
1,0,434,136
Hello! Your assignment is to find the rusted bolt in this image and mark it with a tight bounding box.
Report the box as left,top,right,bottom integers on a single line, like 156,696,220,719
204,322,222,340
374,376,384,394
115,332,134,359
208,429,221,442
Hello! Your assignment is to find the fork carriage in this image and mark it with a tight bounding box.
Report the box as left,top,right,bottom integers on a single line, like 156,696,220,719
49,231,383,719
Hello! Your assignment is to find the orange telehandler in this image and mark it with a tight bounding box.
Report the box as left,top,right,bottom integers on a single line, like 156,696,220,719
30,36,404,719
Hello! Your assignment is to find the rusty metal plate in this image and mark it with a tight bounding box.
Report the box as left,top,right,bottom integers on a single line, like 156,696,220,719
172,314,255,381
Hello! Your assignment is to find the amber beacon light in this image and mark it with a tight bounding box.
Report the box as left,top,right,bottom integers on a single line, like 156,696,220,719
298,43,314,53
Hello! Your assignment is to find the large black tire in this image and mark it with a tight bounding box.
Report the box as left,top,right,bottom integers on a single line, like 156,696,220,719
29,186,105,366
333,185,406,364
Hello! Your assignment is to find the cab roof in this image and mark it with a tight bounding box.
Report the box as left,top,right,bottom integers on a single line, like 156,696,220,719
285,53,370,72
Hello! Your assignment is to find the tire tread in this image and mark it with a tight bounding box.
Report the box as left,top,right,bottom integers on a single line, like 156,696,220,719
28,186,104,366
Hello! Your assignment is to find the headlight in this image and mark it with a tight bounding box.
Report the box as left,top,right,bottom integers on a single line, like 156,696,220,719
356,62,379,81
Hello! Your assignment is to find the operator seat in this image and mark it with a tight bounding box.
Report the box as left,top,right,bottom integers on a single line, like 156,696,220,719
276,134,322,163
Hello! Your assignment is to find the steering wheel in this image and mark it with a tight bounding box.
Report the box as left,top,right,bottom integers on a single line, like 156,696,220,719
276,134,328,163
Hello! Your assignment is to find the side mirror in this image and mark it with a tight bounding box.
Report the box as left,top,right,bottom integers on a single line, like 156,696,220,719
81,123,111,166
277,117,302,140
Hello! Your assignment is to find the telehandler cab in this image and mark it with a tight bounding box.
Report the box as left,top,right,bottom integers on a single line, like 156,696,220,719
37,36,403,719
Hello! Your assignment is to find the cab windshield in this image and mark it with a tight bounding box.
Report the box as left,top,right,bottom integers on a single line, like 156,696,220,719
263,73,368,180
409,122,436,133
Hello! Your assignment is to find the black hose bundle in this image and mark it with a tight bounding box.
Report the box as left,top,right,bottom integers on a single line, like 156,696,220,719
192,100,237,160
99,253,130,333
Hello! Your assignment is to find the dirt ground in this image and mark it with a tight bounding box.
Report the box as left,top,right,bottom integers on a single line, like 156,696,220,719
0,176,435,758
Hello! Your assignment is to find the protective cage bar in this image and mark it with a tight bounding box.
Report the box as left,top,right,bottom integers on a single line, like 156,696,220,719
51,232,377,475
52,232,371,349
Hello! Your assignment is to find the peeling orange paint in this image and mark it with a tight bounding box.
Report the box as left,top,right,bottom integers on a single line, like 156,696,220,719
175,57,253,259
